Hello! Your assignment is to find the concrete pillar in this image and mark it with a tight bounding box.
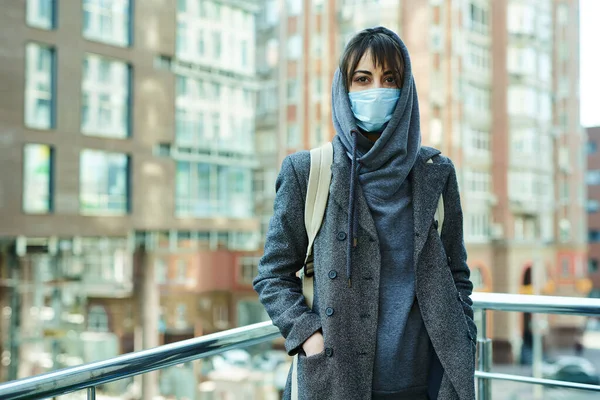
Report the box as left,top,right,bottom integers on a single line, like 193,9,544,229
135,246,160,399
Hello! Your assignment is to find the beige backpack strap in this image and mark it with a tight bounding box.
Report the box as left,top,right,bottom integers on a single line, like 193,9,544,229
303,141,333,274
292,141,333,400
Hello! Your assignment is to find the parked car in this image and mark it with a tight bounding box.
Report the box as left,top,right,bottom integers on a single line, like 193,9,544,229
252,350,289,371
581,317,600,351
542,356,600,386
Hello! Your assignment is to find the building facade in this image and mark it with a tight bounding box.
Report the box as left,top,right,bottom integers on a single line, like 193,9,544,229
256,0,587,363
0,0,264,386
586,126,600,296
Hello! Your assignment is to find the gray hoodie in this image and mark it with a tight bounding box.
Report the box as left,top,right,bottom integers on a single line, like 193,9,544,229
331,27,433,398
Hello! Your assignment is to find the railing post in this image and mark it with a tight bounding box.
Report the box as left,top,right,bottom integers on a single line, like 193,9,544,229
477,308,492,400
87,386,96,400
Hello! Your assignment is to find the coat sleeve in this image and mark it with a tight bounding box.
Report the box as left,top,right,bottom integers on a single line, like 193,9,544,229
441,159,477,341
253,155,322,356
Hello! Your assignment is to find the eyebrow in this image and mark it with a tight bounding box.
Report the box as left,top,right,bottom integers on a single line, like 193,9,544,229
352,70,395,76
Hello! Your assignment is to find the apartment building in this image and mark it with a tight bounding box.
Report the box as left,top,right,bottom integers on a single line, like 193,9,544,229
0,0,262,383
586,126,600,297
256,0,587,363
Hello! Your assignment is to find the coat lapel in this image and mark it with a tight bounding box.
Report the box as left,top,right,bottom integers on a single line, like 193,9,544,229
412,147,452,263
329,137,378,241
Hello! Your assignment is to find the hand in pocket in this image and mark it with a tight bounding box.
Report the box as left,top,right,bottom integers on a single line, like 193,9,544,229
302,331,324,357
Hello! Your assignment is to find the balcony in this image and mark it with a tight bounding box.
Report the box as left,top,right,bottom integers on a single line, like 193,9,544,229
1,293,599,399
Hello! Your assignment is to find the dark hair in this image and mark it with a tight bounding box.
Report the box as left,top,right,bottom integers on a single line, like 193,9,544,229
339,27,405,90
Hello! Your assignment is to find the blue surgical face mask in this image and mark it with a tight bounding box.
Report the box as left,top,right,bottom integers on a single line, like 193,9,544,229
348,88,401,132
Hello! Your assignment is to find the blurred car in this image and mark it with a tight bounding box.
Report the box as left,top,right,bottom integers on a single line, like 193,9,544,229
211,349,252,371
542,355,600,385
581,317,600,351
252,350,289,371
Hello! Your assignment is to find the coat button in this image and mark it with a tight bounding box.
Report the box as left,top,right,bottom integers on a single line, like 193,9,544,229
325,348,333,357
337,232,347,241
326,307,334,316
433,220,439,229
447,256,452,264
328,270,337,279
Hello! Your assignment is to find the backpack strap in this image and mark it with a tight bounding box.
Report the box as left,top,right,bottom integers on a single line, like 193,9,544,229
292,141,333,400
304,141,333,275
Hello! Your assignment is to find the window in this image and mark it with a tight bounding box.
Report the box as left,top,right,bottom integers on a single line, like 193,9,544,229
560,257,570,278
175,304,187,329
83,0,131,47
155,258,167,283
88,306,109,332
589,200,600,213
80,150,129,214
213,304,229,330
587,141,598,155
557,4,569,25
508,86,537,117
287,0,303,16
313,126,324,147
175,163,253,218
313,78,323,98
465,85,490,112
507,3,535,36
312,35,323,58
470,267,485,290
213,31,222,59
27,0,55,29
239,257,260,284
176,162,212,216
287,80,298,102
176,259,187,282
241,40,248,67
426,25,441,52
468,2,489,34
287,124,301,148
82,54,131,138
80,238,130,284
560,180,570,202
507,47,536,76
467,129,490,154
220,167,253,217
23,144,53,213
514,215,537,240
237,300,269,327
466,212,490,241
589,230,600,243
587,170,600,185
590,259,599,274
287,35,302,60
467,42,490,72
465,170,491,195
559,219,571,242
25,43,55,130
264,0,279,26
175,75,209,147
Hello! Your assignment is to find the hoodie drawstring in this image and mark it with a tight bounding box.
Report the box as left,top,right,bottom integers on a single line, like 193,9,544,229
347,130,362,288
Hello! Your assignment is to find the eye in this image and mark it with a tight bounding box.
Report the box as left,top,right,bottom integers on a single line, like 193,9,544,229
384,76,396,83
354,76,369,83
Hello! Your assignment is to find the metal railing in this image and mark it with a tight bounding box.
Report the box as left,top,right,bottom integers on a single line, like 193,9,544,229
0,292,599,400
473,292,600,399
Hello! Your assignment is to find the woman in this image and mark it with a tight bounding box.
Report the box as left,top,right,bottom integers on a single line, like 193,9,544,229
253,27,477,400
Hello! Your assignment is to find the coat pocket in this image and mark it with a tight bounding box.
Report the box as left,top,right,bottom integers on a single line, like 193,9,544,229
297,350,331,400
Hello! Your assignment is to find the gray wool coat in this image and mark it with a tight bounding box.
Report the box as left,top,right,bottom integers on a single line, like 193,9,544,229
253,139,477,400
